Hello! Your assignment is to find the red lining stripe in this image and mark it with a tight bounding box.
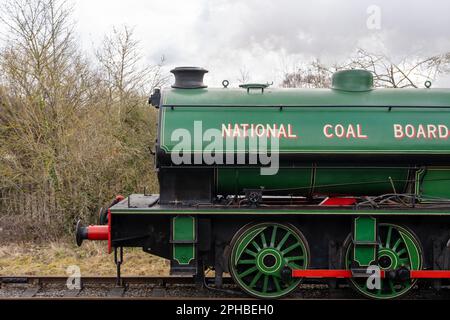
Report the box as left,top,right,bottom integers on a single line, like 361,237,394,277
108,208,112,254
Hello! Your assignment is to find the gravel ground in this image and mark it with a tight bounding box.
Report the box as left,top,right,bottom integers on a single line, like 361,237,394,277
0,281,358,299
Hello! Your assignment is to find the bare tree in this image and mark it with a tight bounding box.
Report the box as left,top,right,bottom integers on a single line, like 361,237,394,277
0,0,91,176
96,25,168,103
281,49,450,89
282,59,337,88
344,49,449,88
0,0,89,103
237,67,251,84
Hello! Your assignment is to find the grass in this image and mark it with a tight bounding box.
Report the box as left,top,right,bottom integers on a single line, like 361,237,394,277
0,241,169,276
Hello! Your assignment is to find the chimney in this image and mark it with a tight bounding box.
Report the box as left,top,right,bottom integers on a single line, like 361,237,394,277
171,66,208,89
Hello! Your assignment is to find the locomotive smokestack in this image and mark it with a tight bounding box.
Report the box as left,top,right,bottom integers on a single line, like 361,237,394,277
171,66,208,89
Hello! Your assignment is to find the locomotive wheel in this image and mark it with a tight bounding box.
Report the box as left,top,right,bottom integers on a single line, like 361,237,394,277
344,223,423,299
229,222,309,299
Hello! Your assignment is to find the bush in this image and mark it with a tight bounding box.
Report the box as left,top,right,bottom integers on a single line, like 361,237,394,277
0,0,164,242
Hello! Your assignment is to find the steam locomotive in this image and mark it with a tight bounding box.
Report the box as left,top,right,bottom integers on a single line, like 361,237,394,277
76,67,450,299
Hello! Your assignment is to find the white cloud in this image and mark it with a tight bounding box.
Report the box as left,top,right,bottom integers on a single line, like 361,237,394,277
15,0,450,87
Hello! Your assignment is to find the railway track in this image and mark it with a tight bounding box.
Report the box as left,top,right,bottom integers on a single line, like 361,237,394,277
1,276,450,300
0,276,230,300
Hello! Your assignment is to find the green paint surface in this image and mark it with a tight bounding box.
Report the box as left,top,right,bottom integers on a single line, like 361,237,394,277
353,216,377,266
160,87,450,154
172,216,195,265
163,87,450,108
217,167,409,196
173,216,195,241
419,168,450,199
218,168,312,195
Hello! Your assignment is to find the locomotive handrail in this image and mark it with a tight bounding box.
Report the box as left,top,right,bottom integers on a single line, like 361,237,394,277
161,104,450,108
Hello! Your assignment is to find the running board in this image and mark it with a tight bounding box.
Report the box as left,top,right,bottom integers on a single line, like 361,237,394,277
292,269,450,279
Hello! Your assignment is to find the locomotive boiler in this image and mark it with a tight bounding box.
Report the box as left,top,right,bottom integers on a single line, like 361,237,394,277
76,67,450,299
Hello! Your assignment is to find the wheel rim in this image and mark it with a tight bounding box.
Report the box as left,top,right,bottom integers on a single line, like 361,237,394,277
230,222,309,299
345,223,422,299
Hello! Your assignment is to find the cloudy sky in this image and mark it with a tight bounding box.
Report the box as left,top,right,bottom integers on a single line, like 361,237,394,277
34,0,450,87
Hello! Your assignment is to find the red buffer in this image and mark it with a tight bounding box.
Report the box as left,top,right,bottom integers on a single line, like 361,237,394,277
76,210,111,253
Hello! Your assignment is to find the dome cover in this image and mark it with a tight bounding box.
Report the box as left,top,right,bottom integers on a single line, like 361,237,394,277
332,69,374,92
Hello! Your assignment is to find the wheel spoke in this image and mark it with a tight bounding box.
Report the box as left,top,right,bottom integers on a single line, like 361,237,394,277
244,249,257,257
276,231,291,250
282,242,301,255
251,240,261,251
397,248,407,256
262,275,269,293
238,266,258,278
270,226,278,247
392,238,402,252
389,281,397,293
285,255,304,262
249,271,263,288
273,276,281,292
238,259,256,265
260,232,268,248
386,226,393,249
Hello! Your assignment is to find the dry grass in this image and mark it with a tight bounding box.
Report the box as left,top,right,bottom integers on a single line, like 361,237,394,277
0,241,169,276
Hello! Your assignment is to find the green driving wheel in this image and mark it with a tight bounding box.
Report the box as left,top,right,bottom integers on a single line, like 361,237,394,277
229,222,309,299
345,223,423,299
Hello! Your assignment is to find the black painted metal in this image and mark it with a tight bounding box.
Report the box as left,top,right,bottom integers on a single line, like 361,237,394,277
114,247,124,286
149,88,161,108
158,168,214,205
171,67,208,89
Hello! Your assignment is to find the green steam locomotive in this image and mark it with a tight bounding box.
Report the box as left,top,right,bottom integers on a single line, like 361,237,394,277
76,67,450,299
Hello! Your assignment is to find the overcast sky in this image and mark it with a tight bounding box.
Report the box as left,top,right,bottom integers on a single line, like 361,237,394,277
16,0,450,87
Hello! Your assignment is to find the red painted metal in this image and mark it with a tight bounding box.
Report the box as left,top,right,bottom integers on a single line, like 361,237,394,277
410,270,450,279
115,195,125,202
319,197,357,206
292,269,387,279
292,269,450,279
108,208,112,254
84,209,112,253
292,269,353,278
87,225,108,241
